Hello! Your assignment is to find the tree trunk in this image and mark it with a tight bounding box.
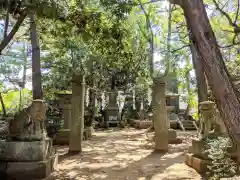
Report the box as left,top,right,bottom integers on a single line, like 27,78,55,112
170,0,240,145
0,92,6,117
190,44,208,103
30,13,43,100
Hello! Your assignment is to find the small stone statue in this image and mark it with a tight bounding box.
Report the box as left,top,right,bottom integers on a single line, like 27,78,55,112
8,100,47,141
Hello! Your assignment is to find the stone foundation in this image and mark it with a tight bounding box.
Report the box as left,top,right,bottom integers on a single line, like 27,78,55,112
0,139,52,161
54,129,70,145
0,155,58,179
185,153,210,173
53,127,93,145
168,129,182,144
0,138,58,179
190,139,208,159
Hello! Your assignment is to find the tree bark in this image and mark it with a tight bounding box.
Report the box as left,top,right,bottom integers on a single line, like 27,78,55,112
30,13,43,100
0,92,6,117
170,0,240,145
190,44,208,103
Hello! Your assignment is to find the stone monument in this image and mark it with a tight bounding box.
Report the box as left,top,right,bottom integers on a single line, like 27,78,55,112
104,91,120,126
54,93,72,145
69,74,85,153
185,101,228,173
0,100,58,179
151,76,169,152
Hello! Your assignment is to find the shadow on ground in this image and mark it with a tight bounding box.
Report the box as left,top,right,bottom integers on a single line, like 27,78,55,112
45,128,203,180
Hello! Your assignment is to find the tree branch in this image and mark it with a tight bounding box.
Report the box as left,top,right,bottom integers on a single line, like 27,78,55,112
0,13,27,55
137,0,154,77
171,44,190,53
212,0,236,27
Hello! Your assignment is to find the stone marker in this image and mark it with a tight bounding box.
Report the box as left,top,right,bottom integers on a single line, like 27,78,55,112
54,94,72,145
151,76,168,152
69,74,85,153
104,91,120,126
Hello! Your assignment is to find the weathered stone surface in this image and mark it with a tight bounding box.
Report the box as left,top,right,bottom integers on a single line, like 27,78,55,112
63,104,71,129
69,74,85,153
105,91,120,124
152,77,169,152
0,139,52,162
0,155,58,180
53,129,70,145
185,153,193,167
8,100,47,141
191,139,208,160
54,127,93,145
191,156,210,173
133,120,151,129
185,153,210,174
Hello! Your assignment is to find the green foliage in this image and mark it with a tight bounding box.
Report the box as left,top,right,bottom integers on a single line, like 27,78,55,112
0,88,32,114
205,137,237,180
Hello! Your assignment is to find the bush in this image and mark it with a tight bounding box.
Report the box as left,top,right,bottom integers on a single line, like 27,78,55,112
205,136,237,180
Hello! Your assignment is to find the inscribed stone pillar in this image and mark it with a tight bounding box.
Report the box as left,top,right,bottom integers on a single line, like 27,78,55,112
69,74,85,153
152,76,168,152
63,94,72,129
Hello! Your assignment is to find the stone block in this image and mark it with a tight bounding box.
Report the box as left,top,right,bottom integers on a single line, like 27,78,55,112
191,156,210,173
185,153,210,173
168,129,182,144
191,139,208,159
0,139,52,162
137,121,152,129
53,129,70,145
185,153,193,167
155,131,168,152
0,155,58,180
168,129,177,139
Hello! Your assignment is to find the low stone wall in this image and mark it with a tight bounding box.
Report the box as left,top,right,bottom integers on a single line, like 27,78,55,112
130,119,152,129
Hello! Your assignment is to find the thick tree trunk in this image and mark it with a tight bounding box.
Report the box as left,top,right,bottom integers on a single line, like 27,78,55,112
30,13,43,99
190,44,208,103
0,92,6,117
170,0,240,145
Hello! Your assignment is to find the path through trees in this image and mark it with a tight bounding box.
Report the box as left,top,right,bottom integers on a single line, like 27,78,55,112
47,128,201,180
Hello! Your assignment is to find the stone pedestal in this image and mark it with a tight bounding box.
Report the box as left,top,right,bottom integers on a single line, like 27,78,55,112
185,153,210,173
105,91,120,125
54,100,72,145
0,138,58,179
185,138,211,173
168,129,182,144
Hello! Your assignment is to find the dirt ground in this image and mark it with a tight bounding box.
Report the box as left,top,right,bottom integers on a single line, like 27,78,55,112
46,128,204,180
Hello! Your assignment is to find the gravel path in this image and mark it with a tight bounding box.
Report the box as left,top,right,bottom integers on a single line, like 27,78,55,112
46,128,203,180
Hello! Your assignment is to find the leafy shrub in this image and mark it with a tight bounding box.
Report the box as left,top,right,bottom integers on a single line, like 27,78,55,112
205,136,237,180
